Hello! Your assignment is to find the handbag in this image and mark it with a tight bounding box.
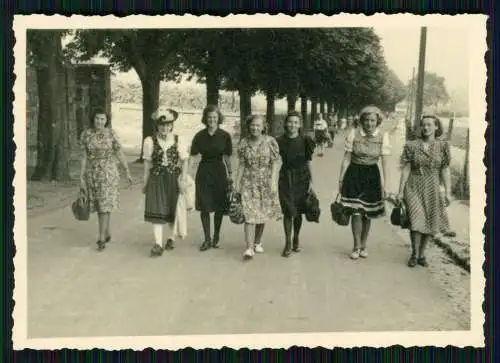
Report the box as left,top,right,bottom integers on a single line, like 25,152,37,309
228,191,245,224
390,199,410,229
330,193,350,226
71,188,91,221
304,189,321,223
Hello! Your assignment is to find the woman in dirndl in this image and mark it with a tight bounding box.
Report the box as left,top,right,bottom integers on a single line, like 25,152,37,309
337,105,391,260
143,108,189,257
397,115,452,268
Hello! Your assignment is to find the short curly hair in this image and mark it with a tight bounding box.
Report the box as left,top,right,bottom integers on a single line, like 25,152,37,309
420,115,444,138
244,114,267,135
201,105,224,126
90,107,111,128
359,105,383,127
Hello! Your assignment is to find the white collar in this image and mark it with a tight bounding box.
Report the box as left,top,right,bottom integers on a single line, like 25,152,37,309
359,128,380,137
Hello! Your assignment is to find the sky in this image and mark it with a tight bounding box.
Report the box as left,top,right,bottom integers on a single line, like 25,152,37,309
374,26,469,93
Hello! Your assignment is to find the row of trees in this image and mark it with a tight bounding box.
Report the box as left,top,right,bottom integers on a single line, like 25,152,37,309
27,28,407,179
65,28,407,158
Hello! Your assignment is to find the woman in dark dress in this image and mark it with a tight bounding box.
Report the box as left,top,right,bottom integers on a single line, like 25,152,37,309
277,111,316,257
190,105,233,251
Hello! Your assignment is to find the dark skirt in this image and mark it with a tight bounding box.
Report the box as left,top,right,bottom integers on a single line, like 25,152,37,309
278,165,311,217
315,130,329,144
144,170,179,224
195,160,229,212
340,162,385,218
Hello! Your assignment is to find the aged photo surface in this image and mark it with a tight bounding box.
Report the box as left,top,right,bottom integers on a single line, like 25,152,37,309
13,14,486,349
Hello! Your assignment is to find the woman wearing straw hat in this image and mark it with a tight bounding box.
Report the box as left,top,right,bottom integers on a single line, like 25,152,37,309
142,108,190,257
337,105,391,260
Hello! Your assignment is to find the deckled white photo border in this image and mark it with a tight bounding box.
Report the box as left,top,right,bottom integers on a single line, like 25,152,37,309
12,14,487,350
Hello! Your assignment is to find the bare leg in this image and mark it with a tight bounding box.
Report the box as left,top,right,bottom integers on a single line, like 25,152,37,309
350,214,363,253
360,216,371,250
418,234,432,266
255,223,265,245
244,223,255,250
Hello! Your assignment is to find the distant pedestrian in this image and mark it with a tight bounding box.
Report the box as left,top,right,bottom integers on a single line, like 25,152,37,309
142,108,190,257
234,115,281,260
190,105,233,251
313,113,329,156
79,107,133,251
326,113,337,147
397,115,452,268
277,111,316,257
337,105,391,260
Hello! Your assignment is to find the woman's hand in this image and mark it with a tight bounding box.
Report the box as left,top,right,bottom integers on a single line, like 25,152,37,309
126,170,133,186
270,181,278,195
444,192,453,207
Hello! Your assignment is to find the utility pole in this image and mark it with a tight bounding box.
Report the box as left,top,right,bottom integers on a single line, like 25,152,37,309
406,67,416,140
414,27,427,137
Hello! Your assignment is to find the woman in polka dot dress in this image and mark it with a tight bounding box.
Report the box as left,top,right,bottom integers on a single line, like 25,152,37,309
397,115,452,268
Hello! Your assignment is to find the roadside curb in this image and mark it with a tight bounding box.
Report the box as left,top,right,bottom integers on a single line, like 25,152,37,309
432,235,470,272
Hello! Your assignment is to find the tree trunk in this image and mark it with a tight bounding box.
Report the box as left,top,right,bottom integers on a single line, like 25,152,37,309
266,89,275,136
206,50,220,106
238,85,252,139
287,94,297,111
319,99,325,115
311,97,318,125
138,71,161,162
30,33,70,181
300,94,308,131
327,100,333,115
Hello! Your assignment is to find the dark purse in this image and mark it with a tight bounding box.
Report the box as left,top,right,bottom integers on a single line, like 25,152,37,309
72,188,91,221
304,189,321,223
390,199,410,229
228,191,245,224
330,193,350,226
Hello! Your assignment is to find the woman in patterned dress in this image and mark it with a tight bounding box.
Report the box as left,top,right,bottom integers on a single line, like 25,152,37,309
79,107,132,251
276,111,316,257
143,108,189,257
190,105,233,251
234,115,281,260
337,105,391,260
397,115,452,268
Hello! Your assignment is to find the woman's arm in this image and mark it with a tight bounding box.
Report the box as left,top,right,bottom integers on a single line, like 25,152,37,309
117,148,131,176
142,160,151,194
440,166,451,197
381,155,390,196
338,151,351,191
223,155,232,180
80,150,87,188
397,164,411,199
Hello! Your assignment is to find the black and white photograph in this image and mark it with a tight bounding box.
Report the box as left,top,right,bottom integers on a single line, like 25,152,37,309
13,14,486,349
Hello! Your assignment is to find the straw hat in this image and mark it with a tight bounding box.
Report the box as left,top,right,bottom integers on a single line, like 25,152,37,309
151,107,179,124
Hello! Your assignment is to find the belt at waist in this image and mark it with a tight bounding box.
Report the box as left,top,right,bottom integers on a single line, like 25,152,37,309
200,157,223,164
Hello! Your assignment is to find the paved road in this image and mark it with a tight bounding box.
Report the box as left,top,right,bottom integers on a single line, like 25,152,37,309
27,130,469,338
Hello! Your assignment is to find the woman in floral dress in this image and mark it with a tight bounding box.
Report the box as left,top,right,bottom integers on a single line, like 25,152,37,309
234,115,281,260
79,107,132,251
397,115,452,268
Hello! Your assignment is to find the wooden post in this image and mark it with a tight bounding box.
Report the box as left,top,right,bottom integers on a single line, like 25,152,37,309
462,128,470,198
447,117,455,140
406,67,416,140
414,27,427,136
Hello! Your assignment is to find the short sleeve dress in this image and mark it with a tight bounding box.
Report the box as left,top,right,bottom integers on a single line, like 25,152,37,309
237,136,282,224
190,128,233,212
80,128,121,213
401,139,451,235
277,134,316,217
